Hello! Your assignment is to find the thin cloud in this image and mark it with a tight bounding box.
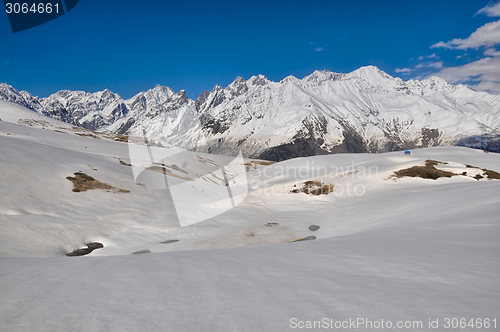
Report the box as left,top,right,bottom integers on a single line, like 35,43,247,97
432,57,500,94
416,61,443,69
473,80,500,93
417,53,439,61
475,1,500,17
431,20,500,50
309,42,325,52
429,3,500,95
395,68,412,73
484,48,500,56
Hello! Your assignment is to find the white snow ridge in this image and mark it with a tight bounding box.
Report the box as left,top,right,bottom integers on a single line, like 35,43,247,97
2,66,500,160
0,71,499,331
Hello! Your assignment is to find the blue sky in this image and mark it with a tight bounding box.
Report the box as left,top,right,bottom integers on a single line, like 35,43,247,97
1,0,499,98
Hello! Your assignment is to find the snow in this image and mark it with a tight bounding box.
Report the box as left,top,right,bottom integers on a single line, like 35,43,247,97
0,181,499,331
0,100,72,127
0,104,499,331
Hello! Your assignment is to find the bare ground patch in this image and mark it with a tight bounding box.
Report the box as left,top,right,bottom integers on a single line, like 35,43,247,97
71,127,129,142
291,180,334,195
244,160,275,166
288,236,317,243
394,166,456,180
482,169,500,180
101,133,128,142
146,166,193,181
168,164,188,174
18,119,51,127
393,159,456,180
67,242,104,257
196,156,218,166
66,172,129,193
393,160,500,181
75,132,100,139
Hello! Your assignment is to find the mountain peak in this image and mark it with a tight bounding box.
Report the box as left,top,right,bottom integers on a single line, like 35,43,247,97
348,65,391,78
143,85,175,99
99,88,117,99
211,85,224,93
345,65,396,88
229,76,245,85
425,76,449,84
304,69,345,83
420,76,455,91
247,74,269,87
226,76,248,98
311,69,332,76
280,75,300,84
152,84,173,92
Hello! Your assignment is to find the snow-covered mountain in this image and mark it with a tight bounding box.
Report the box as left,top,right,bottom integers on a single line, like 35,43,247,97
2,66,500,160
0,83,128,129
107,85,206,149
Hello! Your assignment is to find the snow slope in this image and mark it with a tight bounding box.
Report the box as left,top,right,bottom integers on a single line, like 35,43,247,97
0,103,499,331
2,107,499,257
0,100,72,127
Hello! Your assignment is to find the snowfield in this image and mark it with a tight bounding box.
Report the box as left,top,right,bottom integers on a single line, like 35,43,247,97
0,101,499,331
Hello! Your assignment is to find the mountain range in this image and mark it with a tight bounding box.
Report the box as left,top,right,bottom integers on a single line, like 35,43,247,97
1,65,499,160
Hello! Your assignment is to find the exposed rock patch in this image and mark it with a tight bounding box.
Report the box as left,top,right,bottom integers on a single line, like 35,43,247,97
291,236,317,242
244,160,275,167
133,250,150,254
393,160,500,181
482,168,500,180
146,165,192,181
291,181,334,195
393,160,456,180
66,172,129,193
67,242,104,257
119,160,132,166
160,240,179,244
